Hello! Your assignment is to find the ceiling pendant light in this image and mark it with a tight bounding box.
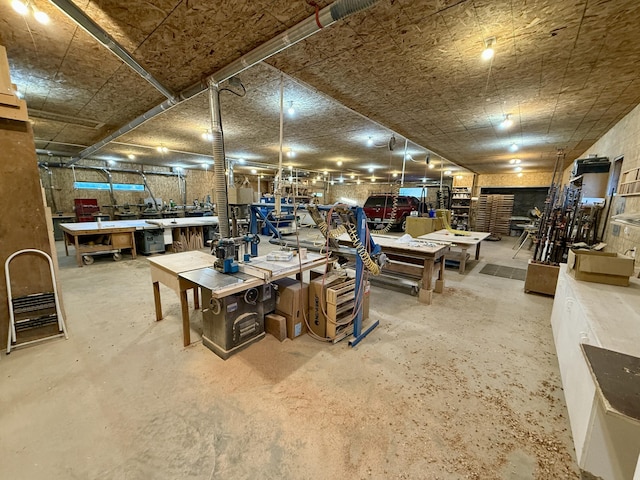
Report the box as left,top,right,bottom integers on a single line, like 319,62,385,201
127,154,136,160
510,143,519,152
367,136,373,147
33,9,49,24
501,114,513,129
156,145,168,153
509,158,521,165
11,0,28,15
337,160,343,167
287,101,295,116
350,174,355,179
481,37,496,61
428,163,435,169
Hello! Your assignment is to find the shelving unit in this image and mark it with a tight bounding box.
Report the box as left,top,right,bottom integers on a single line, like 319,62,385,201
619,167,640,196
451,187,471,230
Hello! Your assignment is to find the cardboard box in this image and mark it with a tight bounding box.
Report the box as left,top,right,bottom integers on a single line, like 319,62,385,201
405,217,444,238
279,311,306,339
265,313,287,342
524,261,559,296
567,249,634,286
273,278,308,339
308,272,348,338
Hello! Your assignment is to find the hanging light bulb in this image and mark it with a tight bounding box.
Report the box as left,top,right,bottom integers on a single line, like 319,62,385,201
251,169,257,174
481,37,496,61
514,166,523,172
501,114,513,129
350,174,355,179
368,167,374,173
367,136,373,147
510,143,519,152
392,172,398,178
127,154,135,160
428,163,435,169
288,101,295,116
337,160,343,167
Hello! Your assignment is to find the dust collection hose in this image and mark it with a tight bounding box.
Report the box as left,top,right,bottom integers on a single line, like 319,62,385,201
378,185,399,234
307,205,346,238
345,220,380,275
330,0,379,20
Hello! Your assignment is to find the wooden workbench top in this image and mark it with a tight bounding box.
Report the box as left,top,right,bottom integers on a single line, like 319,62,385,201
419,229,491,245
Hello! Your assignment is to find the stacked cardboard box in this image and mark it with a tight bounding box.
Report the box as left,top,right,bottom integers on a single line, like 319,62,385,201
568,249,634,286
273,277,308,339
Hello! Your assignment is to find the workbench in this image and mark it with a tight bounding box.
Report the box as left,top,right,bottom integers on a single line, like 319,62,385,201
148,251,328,346
551,265,640,479
336,233,449,304
61,223,137,267
418,229,491,274
371,234,449,305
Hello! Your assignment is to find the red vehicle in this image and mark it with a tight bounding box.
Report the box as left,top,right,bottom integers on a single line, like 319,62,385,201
363,194,421,231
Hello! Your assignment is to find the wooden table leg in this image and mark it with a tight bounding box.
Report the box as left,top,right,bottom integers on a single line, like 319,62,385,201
130,232,137,259
459,246,469,274
418,258,435,304
74,235,82,267
193,287,200,310
179,288,191,347
435,253,446,293
153,281,163,321
63,233,69,256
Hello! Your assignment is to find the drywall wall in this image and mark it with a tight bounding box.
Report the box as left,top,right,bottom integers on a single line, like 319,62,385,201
565,102,640,258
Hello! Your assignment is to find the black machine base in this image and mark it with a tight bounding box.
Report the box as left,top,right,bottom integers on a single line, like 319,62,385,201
202,332,265,360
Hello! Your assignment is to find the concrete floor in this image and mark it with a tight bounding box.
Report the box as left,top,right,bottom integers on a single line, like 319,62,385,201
0,229,580,479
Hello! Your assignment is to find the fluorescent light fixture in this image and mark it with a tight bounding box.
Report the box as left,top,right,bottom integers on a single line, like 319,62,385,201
33,9,49,24
510,143,519,152
127,154,135,160
482,37,496,61
251,168,257,174
12,0,28,15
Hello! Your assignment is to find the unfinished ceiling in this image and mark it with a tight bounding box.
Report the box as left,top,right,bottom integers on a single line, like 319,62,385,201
2,0,640,182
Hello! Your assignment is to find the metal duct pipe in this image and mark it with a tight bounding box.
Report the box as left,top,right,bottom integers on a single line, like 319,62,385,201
38,160,180,177
49,0,174,100
139,172,159,210
39,164,59,213
100,168,118,214
211,0,380,84
208,80,230,238
68,0,380,165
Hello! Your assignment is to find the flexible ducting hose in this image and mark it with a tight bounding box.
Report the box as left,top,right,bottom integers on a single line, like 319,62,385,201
378,184,400,234
330,0,380,21
346,222,380,275
308,206,346,238
208,81,230,238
